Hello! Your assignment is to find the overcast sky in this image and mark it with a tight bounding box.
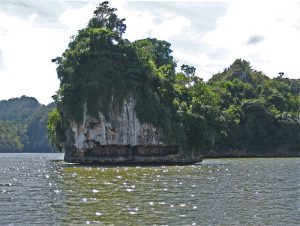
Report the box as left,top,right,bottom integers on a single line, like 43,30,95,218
0,0,300,104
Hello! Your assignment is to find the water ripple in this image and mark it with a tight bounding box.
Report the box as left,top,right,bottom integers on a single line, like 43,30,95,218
0,154,299,225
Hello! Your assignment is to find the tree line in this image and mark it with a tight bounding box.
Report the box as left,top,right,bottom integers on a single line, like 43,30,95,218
48,1,300,157
0,96,56,152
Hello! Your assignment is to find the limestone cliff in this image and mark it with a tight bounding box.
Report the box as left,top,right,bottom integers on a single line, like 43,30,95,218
63,96,202,164
51,5,203,164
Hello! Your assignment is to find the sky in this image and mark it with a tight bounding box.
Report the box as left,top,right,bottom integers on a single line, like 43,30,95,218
0,0,300,104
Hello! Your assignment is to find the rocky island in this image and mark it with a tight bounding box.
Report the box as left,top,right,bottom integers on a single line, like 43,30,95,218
47,2,299,162
48,2,202,164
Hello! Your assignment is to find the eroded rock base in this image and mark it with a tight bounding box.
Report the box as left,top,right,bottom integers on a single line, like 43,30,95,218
64,145,202,165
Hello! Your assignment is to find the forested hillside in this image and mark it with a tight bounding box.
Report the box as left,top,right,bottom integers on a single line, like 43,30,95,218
48,2,300,157
0,96,56,152
205,59,300,156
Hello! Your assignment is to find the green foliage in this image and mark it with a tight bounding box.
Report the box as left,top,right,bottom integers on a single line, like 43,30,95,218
133,38,176,68
181,64,196,77
54,28,138,122
208,59,267,85
0,121,26,152
47,108,65,151
207,60,300,155
274,113,300,151
240,101,277,152
0,96,39,122
88,1,126,38
26,104,56,152
0,97,56,152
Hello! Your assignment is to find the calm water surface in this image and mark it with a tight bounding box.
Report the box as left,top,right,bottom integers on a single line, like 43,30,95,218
0,153,299,225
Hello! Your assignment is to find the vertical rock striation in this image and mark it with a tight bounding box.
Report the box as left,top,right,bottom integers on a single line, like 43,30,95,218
64,96,202,164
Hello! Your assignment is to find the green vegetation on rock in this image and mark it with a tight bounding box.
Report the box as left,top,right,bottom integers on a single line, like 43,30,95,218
49,2,300,157
50,1,183,147
205,59,300,156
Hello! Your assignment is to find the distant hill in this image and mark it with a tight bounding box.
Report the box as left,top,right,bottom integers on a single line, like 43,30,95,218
208,59,270,85
0,96,39,122
205,59,300,156
0,96,57,152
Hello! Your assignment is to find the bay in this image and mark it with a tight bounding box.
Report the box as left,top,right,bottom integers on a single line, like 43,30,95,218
0,153,299,225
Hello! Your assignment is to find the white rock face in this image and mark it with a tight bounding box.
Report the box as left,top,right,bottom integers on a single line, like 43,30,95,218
70,96,164,150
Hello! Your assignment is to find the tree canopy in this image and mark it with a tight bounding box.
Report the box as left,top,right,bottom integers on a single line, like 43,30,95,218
0,97,56,152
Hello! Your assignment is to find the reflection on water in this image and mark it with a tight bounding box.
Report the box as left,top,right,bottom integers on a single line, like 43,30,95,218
0,153,299,225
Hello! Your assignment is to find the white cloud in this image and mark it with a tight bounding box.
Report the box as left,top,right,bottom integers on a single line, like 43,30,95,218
110,1,191,41
0,11,64,104
58,3,97,32
0,2,99,104
119,10,157,41
201,0,300,78
152,16,191,40
173,49,228,78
